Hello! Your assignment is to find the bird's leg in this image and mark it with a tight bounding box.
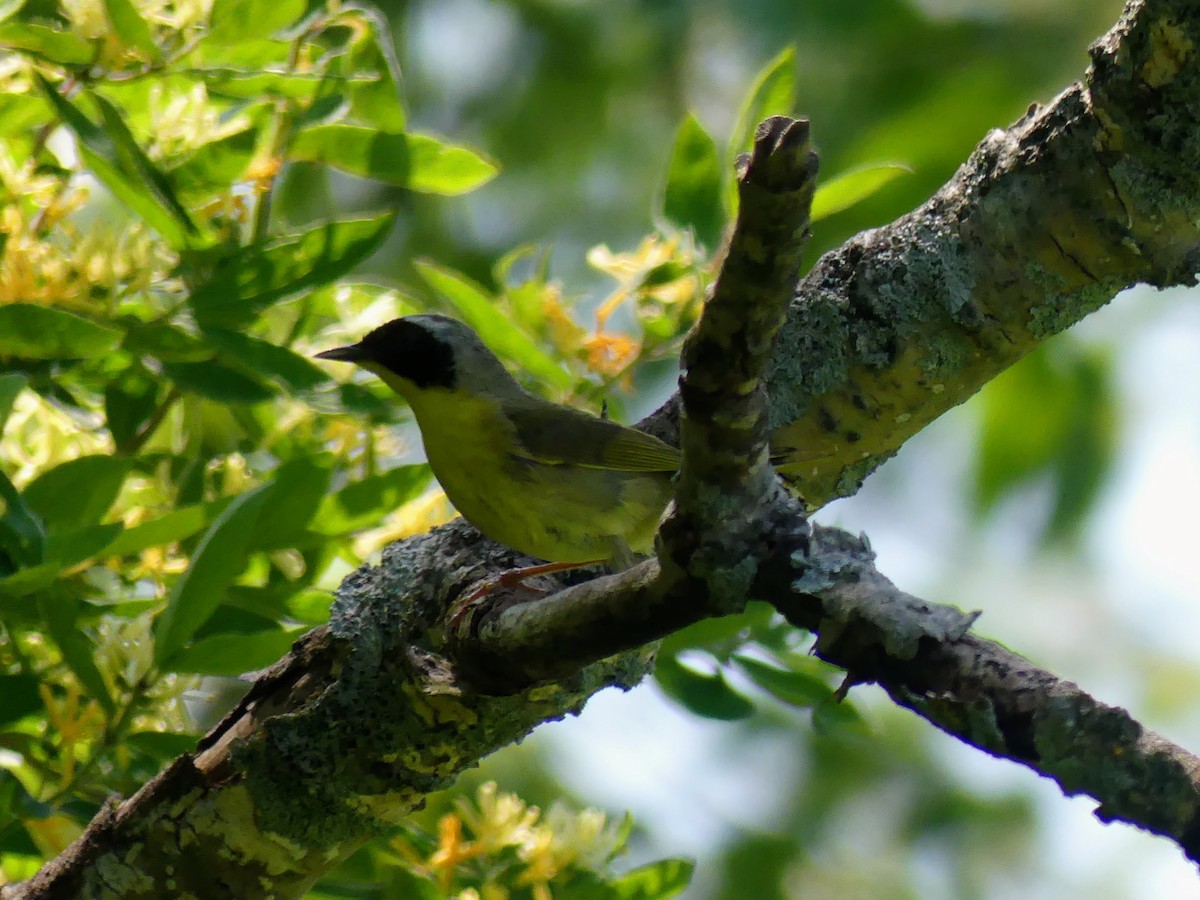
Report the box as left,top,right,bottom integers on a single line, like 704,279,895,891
447,559,602,632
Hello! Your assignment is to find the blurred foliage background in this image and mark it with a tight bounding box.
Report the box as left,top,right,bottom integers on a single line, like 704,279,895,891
8,0,1200,897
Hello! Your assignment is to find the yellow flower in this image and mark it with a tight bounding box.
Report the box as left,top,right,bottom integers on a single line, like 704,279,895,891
580,332,640,380
457,781,540,853
517,802,621,891
429,814,482,891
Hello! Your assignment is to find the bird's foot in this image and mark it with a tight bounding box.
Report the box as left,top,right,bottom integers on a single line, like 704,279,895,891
446,559,600,634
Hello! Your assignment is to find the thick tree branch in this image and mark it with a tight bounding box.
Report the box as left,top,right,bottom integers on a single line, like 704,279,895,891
775,526,1200,863
646,0,1200,507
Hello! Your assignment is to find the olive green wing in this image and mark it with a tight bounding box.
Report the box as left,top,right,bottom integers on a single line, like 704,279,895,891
508,404,680,472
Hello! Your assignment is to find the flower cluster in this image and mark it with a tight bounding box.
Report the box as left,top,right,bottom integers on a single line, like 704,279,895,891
394,782,628,900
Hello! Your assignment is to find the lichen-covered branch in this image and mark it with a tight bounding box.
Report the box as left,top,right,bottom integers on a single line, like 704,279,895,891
771,526,1200,863
646,0,1200,507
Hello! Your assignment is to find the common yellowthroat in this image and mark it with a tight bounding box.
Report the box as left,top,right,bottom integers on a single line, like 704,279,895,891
315,315,679,571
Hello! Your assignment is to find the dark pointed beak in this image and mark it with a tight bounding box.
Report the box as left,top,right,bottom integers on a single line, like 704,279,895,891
314,343,367,362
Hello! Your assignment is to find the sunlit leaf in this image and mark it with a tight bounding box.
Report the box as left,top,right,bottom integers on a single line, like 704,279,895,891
726,46,796,214
243,457,332,551
202,328,329,395
154,484,272,664
167,126,257,201
609,858,695,900
101,501,221,558
0,524,123,598
0,304,120,359
729,47,797,164
290,125,498,195
165,626,303,676
339,5,405,130
205,0,305,44
22,456,131,534
102,0,160,60
35,76,199,248
661,114,723,251
414,260,572,391
0,93,49,138
810,163,911,222
0,21,92,65
162,359,276,405
188,213,397,328
312,465,431,536
192,67,373,101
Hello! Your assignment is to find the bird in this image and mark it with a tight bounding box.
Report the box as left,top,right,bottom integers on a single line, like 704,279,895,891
314,315,679,596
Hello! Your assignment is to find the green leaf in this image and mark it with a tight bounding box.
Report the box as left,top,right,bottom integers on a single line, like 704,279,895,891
973,341,1116,542
40,592,113,713
162,359,277,405
729,47,797,164
188,213,397,328
658,612,751,661
0,93,50,138
103,0,160,60
22,455,131,533
102,501,220,557
167,126,257,202
414,260,572,391
165,627,302,675
202,328,329,394
289,125,498,195
661,114,723,251
0,21,92,65
35,76,199,249
0,470,45,572
122,320,210,361
191,68,372,101
243,457,332,551
811,696,867,736
1046,353,1115,540
205,0,305,44
0,304,121,360
0,373,27,436
340,6,405,131
0,675,41,727
733,654,832,708
154,484,272,664
810,163,911,222
312,464,431,536
104,364,158,449
0,523,123,598
726,47,796,214
284,588,333,624
609,859,695,900
125,731,198,759
653,654,754,721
